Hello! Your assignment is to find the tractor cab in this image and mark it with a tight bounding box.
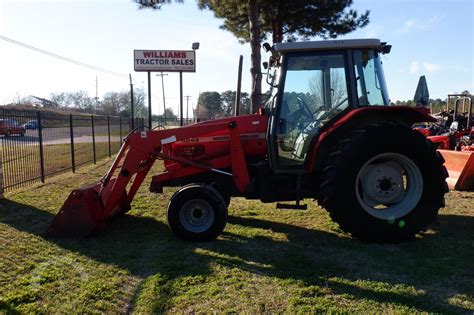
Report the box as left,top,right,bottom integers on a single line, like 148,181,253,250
263,39,392,171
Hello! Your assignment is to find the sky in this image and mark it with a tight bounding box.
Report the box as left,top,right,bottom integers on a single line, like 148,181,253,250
0,0,472,117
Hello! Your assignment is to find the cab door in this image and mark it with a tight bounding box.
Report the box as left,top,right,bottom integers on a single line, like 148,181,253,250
268,51,352,172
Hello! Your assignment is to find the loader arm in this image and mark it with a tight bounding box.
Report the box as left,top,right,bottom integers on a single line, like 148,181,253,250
47,121,251,237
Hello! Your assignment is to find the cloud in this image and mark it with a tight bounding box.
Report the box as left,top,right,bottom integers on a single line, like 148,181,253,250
423,62,441,73
410,61,420,74
404,20,416,29
397,19,416,34
363,24,384,38
393,19,416,35
394,15,444,35
409,61,443,74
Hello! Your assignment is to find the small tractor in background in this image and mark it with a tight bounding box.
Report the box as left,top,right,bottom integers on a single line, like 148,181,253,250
428,94,472,150
47,39,448,243
430,95,473,190
413,86,474,190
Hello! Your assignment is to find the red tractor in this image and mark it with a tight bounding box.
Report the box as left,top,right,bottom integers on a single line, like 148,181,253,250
428,95,472,150
48,39,448,243
428,95,474,190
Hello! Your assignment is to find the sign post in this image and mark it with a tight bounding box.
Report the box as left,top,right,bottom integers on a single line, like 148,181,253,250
147,71,152,129
129,74,134,130
179,72,183,126
134,50,196,126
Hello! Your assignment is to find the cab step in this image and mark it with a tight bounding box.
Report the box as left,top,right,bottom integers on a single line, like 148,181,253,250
276,203,308,210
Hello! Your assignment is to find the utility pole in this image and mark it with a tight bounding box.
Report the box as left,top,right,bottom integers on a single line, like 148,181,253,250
95,76,99,113
129,73,135,130
156,72,168,122
196,92,201,122
184,95,192,123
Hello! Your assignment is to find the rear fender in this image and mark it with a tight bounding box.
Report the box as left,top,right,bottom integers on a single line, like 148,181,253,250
308,106,436,173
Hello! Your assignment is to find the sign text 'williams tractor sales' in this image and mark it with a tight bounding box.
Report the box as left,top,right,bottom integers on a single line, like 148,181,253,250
134,50,196,72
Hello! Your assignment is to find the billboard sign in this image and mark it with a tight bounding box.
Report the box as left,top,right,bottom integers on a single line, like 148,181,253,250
134,50,196,72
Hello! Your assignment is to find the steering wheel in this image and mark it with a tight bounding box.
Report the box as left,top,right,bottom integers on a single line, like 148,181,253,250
296,97,313,119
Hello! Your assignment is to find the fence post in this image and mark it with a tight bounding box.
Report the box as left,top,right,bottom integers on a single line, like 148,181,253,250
69,114,76,173
91,114,96,164
107,115,111,157
119,116,122,140
37,111,45,183
0,155,3,198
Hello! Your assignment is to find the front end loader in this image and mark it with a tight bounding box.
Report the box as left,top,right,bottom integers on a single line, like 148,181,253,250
48,38,448,243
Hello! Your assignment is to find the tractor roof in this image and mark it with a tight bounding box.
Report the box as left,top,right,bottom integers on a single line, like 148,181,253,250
273,38,381,52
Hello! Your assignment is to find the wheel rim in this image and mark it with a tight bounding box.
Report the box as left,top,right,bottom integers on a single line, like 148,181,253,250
179,199,215,233
355,153,423,220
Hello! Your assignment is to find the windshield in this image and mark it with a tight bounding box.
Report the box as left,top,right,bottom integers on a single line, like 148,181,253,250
353,50,390,106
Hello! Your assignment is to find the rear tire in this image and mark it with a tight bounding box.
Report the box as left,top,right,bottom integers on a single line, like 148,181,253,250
167,184,227,241
319,122,447,242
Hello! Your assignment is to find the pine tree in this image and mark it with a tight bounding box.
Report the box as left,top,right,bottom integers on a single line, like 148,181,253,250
136,0,370,112
198,0,369,112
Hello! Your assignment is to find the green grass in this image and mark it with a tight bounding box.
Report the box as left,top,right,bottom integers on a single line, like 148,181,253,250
0,159,473,313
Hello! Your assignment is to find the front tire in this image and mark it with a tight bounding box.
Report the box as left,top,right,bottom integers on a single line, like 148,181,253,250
167,184,227,241
319,122,447,242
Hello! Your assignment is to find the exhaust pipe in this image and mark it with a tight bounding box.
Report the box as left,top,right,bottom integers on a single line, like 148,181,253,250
234,55,243,116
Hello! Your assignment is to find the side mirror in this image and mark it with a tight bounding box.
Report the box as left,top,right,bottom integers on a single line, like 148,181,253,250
263,42,272,52
380,42,392,54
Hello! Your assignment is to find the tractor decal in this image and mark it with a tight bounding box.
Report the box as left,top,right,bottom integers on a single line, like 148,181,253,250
177,132,266,143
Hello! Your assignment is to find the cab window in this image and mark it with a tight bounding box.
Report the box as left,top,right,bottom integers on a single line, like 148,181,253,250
276,52,349,167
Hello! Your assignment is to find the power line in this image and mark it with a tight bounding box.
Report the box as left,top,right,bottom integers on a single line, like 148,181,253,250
0,35,128,78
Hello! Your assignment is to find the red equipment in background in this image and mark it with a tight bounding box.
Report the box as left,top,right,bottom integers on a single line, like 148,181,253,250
425,95,474,190
438,150,474,190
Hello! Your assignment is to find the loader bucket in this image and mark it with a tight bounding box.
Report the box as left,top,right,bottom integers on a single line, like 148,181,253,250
438,149,474,190
46,183,106,238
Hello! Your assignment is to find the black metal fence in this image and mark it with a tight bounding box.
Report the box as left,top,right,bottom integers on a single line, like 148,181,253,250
151,117,196,129
0,108,144,191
